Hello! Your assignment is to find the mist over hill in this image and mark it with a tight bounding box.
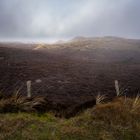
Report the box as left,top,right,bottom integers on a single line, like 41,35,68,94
32,36,140,63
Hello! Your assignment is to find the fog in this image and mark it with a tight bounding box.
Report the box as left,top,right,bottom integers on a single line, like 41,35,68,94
0,0,140,41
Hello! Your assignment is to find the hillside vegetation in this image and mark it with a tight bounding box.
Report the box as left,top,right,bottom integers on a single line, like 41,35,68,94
0,37,140,104
0,97,140,140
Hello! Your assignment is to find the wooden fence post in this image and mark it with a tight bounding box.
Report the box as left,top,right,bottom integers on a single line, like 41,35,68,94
115,80,120,96
27,80,31,98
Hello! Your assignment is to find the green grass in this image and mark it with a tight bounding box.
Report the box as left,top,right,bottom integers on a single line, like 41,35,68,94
0,97,140,140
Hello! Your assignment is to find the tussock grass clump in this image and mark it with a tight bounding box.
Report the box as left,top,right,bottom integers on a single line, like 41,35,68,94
96,94,107,105
132,94,140,112
0,93,47,113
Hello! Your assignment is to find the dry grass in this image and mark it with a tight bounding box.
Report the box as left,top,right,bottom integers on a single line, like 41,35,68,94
0,93,47,113
96,94,107,105
131,94,140,112
0,97,139,139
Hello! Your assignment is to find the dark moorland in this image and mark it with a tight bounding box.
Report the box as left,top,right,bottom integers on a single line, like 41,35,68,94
0,37,140,109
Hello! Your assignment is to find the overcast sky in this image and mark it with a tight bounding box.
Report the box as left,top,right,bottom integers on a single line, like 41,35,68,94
0,0,140,41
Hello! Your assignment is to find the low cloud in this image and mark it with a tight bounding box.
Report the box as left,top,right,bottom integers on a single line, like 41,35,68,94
0,0,140,41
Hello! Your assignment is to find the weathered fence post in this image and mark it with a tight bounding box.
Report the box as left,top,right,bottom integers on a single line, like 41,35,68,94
115,80,120,96
27,80,31,98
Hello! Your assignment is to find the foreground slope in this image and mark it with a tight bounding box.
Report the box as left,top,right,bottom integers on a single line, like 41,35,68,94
0,97,140,140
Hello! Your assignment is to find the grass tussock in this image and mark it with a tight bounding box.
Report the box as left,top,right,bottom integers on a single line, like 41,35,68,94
0,96,140,139
0,93,47,113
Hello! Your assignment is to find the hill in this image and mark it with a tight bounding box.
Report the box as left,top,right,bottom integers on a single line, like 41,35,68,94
0,37,140,107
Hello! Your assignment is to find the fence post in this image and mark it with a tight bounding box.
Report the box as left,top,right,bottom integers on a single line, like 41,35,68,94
27,80,31,98
115,80,120,96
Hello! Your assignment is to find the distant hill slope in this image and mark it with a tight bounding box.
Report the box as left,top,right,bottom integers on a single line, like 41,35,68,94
33,36,140,63
0,36,140,104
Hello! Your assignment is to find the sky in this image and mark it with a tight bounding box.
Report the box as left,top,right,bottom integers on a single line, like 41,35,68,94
0,0,140,42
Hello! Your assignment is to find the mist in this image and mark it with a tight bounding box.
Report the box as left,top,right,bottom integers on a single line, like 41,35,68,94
0,0,140,41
